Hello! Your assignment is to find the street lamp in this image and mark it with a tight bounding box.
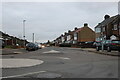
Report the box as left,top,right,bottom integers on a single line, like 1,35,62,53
23,20,26,49
33,33,34,43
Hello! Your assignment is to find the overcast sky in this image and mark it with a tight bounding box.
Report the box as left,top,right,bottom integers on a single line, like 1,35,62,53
2,2,118,43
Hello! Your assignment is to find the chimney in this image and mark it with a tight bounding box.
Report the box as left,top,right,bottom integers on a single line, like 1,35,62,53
74,27,78,30
104,15,110,20
64,32,67,35
68,30,71,33
84,23,88,27
61,34,63,37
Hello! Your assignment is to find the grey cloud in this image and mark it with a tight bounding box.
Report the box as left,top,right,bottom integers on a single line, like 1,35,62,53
2,2,118,43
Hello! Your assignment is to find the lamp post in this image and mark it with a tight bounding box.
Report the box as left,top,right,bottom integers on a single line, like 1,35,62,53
33,33,34,43
23,20,26,49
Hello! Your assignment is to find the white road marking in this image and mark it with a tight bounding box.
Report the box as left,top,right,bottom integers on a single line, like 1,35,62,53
58,57,70,60
1,71,46,78
13,52,23,54
43,50,60,53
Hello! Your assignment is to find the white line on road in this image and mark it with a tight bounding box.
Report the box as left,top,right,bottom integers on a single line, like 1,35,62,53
58,57,70,60
13,52,23,54
1,71,46,78
43,50,60,53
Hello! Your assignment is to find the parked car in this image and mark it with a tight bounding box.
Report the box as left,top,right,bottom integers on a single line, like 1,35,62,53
0,38,5,48
2,41,5,48
79,41,95,48
37,44,42,49
41,44,45,48
93,41,101,48
96,40,120,52
34,43,39,50
26,43,39,51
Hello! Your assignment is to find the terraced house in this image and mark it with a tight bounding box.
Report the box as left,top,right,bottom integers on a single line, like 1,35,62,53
73,23,95,44
55,23,95,47
0,31,28,48
65,28,78,44
95,14,120,41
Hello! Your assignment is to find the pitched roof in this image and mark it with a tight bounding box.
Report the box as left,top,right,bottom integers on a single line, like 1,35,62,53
75,27,84,33
95,15,119,28
112,14,120,23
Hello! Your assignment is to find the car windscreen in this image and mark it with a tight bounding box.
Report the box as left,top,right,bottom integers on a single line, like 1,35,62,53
27,43,35,46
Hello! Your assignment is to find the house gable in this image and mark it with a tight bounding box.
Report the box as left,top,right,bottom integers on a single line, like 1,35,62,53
78,26,95,42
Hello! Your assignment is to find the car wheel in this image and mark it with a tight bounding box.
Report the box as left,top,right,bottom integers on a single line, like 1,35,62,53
96,46,99,51
107,47,111,52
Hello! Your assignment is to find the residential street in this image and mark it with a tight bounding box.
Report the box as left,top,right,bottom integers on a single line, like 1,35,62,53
1,47,119,78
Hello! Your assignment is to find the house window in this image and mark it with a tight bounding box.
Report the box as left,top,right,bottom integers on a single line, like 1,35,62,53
96,38,102,41
67,35,71,41
113,24,118,30
103,27,105,32
61,37,64,43
74,33,77,40
95,28,101,33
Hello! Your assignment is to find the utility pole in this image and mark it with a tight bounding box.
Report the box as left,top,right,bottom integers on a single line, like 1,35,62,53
23,20,26,49
101,25,104,52
33,33,34,43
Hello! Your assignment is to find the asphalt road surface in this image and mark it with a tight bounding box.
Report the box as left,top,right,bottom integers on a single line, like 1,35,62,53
1,47,119,78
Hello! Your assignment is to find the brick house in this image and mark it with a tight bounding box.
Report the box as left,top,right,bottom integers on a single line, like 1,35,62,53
55,28,77,46
1,31,28,47
54,23,95,47
95,15,120,41
65,28,78,44
55,34,64,46
73,23,95,44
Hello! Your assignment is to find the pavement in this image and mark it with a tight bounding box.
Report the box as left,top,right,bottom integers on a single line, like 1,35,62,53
0,48,28,55
80,48,120,57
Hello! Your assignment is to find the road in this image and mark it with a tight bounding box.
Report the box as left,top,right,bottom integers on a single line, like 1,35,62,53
1,47,119,78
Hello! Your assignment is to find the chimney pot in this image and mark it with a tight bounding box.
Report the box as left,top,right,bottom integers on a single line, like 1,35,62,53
61,34,63,36
64,32,67,35
104,15,110,20
68,30,71,33
74,27,78,30
84,23,88,27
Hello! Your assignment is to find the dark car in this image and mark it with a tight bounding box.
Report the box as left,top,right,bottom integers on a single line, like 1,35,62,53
26,43,39,51
79,41,95,48
96,40,120,52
